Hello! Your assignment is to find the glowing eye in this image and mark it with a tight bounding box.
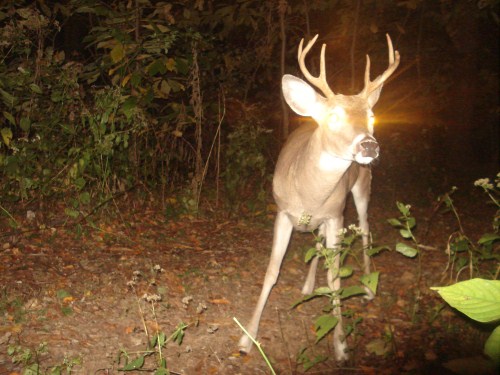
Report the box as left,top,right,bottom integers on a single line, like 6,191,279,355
328,106,346,130
369,114,375,127
368,111,375,131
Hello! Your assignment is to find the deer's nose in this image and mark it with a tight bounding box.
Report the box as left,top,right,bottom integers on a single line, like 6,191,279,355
359,136,379,159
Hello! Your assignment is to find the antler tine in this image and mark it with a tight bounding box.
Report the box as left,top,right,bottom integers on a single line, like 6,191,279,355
298,34,335,99
361,33,400,98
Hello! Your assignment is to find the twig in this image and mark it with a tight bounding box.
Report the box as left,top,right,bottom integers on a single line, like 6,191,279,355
276,307,293,373
233,317,276,375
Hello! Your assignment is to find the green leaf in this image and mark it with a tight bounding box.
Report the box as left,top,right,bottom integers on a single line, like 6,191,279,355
304,247,317,263
314,287,333,295
148,59,167,76
340,285,366,299
56,289,71,300
51,91,63,102
130,72,141,87
478,233,500,245
366,338,391,356
22,364,40,375
79,192,90,204
399,229,412,239
407,216,416,229
61,306,73,316
314,314,338,343
451,237,470,252
361,272,380,294
484,326,500,364
3,111,15,125
339,266,353,278
292,287,333,308
431,279,500,323
396,201,410,216
172,322,187,345
122,96,137,120
120,356,145,370
387,218,402,227
64,208,80,218
110,43,125,63
151,331,166,348
1,127,13,146
366,245,390,256
175,58,190,75
155,367,169,375
0,88,17,106
297,348,328,371
29,83,43,94
160,79,171,96
167,79,184,92
20,117,31,132
74,177,86,190
395,242,418,257
291,294,317,308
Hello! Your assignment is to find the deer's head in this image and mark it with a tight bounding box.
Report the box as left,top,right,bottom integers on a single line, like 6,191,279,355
282,34,400,166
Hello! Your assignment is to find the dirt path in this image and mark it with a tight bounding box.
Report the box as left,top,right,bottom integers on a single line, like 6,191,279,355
1,126,497,374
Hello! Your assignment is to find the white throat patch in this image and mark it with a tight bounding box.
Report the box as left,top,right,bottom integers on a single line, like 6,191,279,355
318,151,349,171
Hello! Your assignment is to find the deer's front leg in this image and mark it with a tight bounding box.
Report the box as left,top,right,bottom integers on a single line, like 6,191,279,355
238,211,293,353
325,218,349,362
351,167,374,300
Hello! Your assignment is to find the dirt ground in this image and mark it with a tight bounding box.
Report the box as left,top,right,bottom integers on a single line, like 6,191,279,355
0,124,498,374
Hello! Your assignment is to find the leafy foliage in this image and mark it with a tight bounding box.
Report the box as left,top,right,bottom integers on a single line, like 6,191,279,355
293,225,380,358
438,174,500,281
1,0,498,215
387,202,419,258
223,105,271,211
7,342,82,374
431,279,500,323
432,279,500,365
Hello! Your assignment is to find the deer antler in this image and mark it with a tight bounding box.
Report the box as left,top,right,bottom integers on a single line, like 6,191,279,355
298,34,335,99
360,34,400,98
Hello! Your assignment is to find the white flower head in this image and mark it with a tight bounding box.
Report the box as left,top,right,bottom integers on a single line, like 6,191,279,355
337,228,347,236
348,224,362,234
474,178,493,190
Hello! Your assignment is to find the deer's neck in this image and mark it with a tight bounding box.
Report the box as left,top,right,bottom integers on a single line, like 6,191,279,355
296,129,353,198
273,126,356,218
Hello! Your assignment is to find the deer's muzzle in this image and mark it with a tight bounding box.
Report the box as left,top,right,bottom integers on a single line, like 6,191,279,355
355,136,379,164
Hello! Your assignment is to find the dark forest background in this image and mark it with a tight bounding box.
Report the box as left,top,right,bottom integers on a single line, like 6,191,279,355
0,0,498,217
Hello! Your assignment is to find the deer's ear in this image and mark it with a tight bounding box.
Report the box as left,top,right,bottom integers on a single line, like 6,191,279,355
282,74,327,117
366,84,383,108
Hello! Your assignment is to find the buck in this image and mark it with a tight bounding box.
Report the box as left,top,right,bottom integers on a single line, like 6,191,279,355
238,34,400,361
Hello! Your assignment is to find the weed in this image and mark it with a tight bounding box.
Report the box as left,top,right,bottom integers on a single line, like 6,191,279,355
438,174,500,282
432,279,500,371
234,317,277,375
430,173,500,372
291,226,381,369
7,342,81,374
120,266,188,373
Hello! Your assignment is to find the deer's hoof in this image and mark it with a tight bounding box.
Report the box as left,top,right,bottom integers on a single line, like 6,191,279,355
301,282,315,295
334,343,350,362
238,335,253,355
363,287,375,301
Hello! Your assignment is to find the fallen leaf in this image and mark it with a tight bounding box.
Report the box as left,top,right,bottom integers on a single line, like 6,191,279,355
209,298,230,305
443,356,497,375
366,338,391,356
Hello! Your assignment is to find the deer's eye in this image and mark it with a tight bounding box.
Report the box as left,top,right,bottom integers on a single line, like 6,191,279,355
328,106,346,130
368,111,375,131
